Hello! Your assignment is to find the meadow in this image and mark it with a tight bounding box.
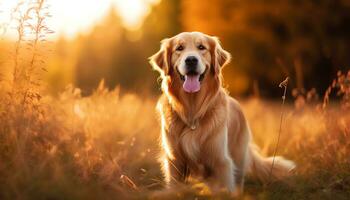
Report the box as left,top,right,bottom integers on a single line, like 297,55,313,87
0,0,350,199
0,75,349,199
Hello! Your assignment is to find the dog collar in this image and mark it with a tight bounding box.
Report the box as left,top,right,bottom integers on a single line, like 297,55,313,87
189,120,198,130
190,124,196,130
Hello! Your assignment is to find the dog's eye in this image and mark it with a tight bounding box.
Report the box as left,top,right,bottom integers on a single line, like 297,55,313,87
198,44,206,50
176,45,184,51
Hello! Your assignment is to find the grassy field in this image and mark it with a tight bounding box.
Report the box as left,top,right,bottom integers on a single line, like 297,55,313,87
0,77,349,199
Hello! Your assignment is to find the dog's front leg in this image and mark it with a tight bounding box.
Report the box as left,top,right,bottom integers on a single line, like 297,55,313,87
204,127,236,193
209,156,236,193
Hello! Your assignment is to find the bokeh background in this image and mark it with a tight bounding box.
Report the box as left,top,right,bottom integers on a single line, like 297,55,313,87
2,0,350,97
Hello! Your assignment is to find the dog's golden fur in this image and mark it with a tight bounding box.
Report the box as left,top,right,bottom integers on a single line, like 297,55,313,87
149,32,295,194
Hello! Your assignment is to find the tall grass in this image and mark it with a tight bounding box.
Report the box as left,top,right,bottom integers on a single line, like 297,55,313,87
1,76,349,199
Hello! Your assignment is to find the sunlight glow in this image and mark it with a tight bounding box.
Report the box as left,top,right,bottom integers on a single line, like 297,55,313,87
114,0,159,30
0,0,160,39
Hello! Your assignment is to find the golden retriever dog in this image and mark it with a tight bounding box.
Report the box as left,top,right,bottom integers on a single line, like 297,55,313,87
149,32,295,194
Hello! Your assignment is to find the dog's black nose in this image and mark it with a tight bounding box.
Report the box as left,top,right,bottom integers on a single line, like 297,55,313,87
185,56,198,67
185,56,198,74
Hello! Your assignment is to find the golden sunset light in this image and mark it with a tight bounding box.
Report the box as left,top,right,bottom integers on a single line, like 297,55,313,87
0,0,160,39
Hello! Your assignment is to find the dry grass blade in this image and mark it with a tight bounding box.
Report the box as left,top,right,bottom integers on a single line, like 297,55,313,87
120,174,140,191
268,77,289,184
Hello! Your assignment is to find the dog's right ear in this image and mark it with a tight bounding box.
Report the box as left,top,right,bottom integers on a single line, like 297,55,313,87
149,38,171,75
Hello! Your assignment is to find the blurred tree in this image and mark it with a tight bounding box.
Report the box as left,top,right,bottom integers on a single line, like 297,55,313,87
73,0,181,95
74,7,123,94
181,0,350,97
46,36,77,94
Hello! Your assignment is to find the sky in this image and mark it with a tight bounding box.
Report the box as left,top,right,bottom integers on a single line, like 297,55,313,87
0,0,160,39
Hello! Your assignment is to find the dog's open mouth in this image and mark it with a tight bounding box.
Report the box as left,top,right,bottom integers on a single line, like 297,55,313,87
177,68,205,93
179,73,205,82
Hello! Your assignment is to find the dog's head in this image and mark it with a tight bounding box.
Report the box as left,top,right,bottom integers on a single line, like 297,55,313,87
149,32,231,94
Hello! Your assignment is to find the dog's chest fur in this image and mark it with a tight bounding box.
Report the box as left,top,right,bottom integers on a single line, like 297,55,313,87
161,98,227,167
178,125,202,163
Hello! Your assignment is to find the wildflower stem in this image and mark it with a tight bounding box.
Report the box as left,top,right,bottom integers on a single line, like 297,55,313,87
268,77,289,184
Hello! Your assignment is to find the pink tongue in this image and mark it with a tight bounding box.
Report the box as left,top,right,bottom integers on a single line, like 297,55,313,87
183,75,201,93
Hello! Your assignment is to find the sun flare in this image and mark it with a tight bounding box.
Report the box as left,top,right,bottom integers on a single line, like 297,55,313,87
0,0,160,39
114,0,159,31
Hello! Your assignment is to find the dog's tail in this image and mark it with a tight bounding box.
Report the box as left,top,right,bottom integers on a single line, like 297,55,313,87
248,145,296,182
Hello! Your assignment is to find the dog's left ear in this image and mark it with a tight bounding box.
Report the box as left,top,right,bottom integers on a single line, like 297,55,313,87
149,38,171,76
210,36,231,74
